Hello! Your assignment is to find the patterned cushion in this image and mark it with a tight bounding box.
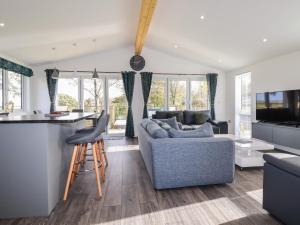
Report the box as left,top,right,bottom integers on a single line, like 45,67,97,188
168,122,214,138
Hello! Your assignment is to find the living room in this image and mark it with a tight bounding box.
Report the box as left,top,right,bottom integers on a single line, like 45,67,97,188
0,1,300,225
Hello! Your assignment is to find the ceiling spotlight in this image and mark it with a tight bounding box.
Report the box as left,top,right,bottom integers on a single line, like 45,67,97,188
200,15,205,20
263,38,268,43
0,23,5,27
174,44,178,49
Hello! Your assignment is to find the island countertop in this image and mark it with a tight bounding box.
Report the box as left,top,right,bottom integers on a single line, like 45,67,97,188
0,112,95,124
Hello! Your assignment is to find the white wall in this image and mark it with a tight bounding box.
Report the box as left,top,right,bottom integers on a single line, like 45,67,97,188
30,46,226,136
226,50,300,134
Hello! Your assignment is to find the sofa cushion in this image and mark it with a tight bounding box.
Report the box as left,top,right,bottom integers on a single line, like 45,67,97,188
155,111,184,123
194,113,210,125
182,124,194,130
145,120,169,139
264,153,300,177
168,122,214,138
183,110,211,125
152,117,180,130
141,118,151,129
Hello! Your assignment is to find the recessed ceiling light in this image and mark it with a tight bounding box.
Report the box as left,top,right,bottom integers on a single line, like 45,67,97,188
200,15,205,20
263,38,268,43
174,44,178,49
0,23,5,27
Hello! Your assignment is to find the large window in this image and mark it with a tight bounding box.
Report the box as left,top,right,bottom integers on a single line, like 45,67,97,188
0,69,23,112
108,79,127,135
147,76,209,115
148,80,166,117
168,80,187,110
83,79,104,113
235,72,251,138
190,80,209,110
56,75,127,135
56,78,79,111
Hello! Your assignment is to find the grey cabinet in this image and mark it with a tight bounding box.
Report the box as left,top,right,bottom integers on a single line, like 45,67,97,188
252,122,273,143
252,122,300,150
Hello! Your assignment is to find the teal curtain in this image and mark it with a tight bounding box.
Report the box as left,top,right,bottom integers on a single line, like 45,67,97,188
45,69,58,112
122,71,136,137
140,72,153,118
206,73,218,120
0,57,33,77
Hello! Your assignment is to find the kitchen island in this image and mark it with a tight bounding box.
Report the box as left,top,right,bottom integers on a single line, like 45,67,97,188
0,113,94,219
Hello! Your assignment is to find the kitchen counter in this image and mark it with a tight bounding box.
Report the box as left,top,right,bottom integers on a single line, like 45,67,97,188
0,113,95,219
0,112,94,123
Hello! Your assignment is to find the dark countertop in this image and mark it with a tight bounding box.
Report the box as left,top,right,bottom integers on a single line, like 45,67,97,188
0,112,95,124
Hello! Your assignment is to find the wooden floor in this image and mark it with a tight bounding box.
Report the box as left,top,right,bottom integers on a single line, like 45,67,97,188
0,138,281,225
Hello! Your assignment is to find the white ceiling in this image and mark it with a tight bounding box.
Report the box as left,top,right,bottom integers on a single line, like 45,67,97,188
1,0,300,71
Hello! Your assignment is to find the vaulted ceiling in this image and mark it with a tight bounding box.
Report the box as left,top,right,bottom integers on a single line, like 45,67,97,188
1,0,300,71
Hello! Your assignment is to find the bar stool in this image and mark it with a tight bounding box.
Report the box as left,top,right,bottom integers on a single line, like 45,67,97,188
76,112,110,167
63,113,108,201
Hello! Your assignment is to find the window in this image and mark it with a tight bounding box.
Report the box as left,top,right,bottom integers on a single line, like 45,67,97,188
56,78,79,111
147,76,209,116
0,69,24,112
235,72,251,138
190,79,208,110
168,80,187,110
83,79,104,113
108,79,127,135
147,80,166,117
7,71,22,110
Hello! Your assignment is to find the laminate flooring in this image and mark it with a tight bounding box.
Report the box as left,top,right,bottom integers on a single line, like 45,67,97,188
0,138,281,225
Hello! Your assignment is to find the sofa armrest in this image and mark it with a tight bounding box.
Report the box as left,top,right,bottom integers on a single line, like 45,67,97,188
208,119,228,134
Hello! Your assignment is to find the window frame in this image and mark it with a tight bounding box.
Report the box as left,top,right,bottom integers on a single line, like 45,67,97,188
235,72,252,138
0,69,25,112
148,75,209,113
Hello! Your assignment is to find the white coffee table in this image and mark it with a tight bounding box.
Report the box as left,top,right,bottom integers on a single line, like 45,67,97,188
216,134,275,170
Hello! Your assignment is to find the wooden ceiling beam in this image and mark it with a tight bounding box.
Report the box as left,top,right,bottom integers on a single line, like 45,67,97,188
135,0,157,55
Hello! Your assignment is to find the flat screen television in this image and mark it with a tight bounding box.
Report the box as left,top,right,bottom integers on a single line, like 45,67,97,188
256,89,300,124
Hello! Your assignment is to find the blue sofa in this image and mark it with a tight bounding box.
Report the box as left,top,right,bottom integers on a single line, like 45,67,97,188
138,123,235,189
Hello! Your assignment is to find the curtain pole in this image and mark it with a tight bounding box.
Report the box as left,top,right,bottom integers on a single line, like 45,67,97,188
56,70,206,76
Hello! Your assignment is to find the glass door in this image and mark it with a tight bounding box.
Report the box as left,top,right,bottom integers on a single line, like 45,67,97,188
107,78,127,136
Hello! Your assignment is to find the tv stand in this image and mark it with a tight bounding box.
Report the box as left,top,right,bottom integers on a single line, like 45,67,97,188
252,122,300,155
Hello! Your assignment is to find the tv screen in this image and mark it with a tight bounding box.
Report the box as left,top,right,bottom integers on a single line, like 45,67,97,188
256,90,300,123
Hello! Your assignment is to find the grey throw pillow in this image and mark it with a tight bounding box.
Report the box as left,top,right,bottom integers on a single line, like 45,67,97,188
194,113,210,125
141,118,151,129
146,120,169,139
168,122,214,138
152,117,180,130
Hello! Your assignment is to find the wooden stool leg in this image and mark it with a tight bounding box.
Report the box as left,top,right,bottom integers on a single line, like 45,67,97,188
92,143,102,197
63,145,79,201
101,139,108,167
96,141,105,182
71,144,82,184
82,143,88,165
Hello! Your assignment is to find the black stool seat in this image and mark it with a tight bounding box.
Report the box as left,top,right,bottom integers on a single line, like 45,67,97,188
66,133,104,145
